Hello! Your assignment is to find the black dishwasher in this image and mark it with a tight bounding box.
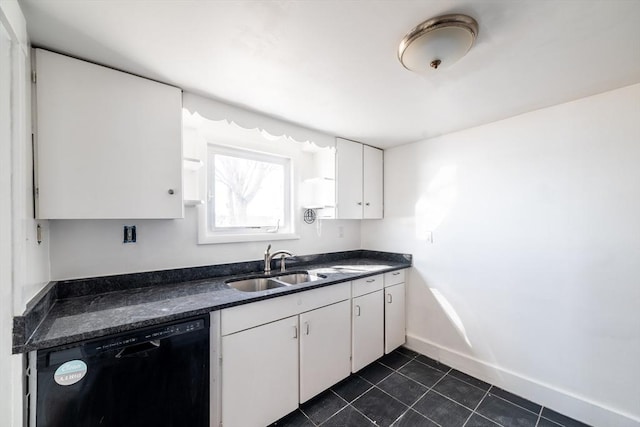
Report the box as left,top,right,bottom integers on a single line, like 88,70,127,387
35,316,209,427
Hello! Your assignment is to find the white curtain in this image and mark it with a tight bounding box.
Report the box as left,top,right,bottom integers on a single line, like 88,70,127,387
182,92,334,148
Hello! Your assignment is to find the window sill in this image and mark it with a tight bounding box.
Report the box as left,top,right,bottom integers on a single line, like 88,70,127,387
197,232,300,245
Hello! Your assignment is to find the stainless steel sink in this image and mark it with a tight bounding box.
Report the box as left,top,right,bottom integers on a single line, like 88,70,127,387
274,273,323,285
225,271,325,292
225,278,287,292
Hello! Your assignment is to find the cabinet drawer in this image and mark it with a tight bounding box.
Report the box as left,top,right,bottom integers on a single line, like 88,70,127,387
384,269,406,287
352,274,383,298
221,282,350,336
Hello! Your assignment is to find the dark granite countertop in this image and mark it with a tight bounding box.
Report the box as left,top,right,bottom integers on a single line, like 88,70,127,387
13,250,411,353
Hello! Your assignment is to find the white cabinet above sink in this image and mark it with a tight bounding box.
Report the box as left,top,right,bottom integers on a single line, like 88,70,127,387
336,138,383,219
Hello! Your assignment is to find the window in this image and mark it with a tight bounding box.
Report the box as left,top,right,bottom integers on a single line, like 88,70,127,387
201,144,295,243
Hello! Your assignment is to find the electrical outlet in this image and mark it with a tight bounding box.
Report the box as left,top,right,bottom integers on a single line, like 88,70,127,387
123,225,136,243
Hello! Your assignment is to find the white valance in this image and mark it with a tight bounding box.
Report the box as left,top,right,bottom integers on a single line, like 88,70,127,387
182,92,335,148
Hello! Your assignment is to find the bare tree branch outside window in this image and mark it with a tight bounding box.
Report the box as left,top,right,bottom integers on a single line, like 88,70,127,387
208,148,288,231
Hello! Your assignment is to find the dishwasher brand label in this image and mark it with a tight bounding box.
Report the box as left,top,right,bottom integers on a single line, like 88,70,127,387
54,360,87,386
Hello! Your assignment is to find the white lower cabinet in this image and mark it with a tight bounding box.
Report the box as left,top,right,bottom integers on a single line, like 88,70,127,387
220,283,351,427
221,316,299,427
384,269,407,354
218,270,408,426
384,283,406,353
300,300,351,403
352,290,384,372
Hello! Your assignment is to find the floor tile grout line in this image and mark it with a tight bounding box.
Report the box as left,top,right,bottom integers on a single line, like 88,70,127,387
335,381,415,427
378,356,413,371
488,384,544,417
439,370,493,394
445,370,492,393
303,390,349,426
348,378,430,427
368,383,413,411
394,362,453,391
471,412,505,427
331,378,375,405
488,390,543,418
534,405,544,427
462,389,498,427
317,402,375,427
539,412,568,427
427,381,489,413
356,362,396,385
411,356,452,375
299,406,322,427
347,402,381,426
400,368,451,427
385,355,448,427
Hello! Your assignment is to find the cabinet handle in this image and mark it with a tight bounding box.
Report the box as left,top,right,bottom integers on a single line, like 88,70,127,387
387,293,393,304
168,189,175,195
392,272,400,276
304,321,310,335
357,202,362,206
366,279,375,283
355,305,361,316
365,202,370,206
293,326,298,339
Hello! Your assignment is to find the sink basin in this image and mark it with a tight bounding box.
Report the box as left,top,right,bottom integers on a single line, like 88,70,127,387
225,271,325,292
226,277,287,292
275,273,323,285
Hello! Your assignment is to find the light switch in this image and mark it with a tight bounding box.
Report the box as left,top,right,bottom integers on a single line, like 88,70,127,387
426,231,433,244
123,225,136,243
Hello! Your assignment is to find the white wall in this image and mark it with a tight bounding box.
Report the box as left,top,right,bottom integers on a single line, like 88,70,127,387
1,1,51,426
49,207,360,280
362,84,640,427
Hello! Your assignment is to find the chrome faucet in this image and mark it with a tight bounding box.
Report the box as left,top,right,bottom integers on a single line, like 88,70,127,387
264,244,294,274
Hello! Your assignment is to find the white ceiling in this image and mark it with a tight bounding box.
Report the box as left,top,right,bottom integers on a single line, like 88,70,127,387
20,0,640,148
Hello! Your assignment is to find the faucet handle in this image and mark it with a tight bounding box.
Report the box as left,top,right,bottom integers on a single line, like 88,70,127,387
265,244,271,254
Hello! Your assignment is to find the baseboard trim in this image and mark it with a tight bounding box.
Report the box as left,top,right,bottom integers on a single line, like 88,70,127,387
405,334,640,427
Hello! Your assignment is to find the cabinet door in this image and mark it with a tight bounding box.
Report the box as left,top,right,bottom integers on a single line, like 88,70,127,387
363,145,383,219
34,49,183,219
221,316,299,427
352,290,384,372
336,138,363,219
300,300,351,403
385,283,406,353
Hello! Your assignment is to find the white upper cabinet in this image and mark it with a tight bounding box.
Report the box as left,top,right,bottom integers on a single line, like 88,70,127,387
363,145,383,218
335,137,383,219
336,138,363,219
34,49,183,219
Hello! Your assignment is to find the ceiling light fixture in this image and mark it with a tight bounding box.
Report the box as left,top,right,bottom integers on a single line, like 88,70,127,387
398,14,478,72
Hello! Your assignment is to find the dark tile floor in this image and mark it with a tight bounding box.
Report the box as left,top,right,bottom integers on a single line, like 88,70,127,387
270,347,591,427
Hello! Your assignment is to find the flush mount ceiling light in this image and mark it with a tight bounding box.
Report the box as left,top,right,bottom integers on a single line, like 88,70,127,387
398,14,478,72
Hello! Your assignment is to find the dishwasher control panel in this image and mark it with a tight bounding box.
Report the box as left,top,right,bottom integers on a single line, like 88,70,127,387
86,318,206,355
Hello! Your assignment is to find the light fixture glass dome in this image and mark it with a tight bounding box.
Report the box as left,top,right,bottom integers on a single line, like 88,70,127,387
398,14,478,72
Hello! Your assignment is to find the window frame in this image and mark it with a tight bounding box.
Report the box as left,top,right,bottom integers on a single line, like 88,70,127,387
197,143,299,244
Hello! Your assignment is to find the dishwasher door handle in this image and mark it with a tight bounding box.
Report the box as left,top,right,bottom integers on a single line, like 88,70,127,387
115,340,160,358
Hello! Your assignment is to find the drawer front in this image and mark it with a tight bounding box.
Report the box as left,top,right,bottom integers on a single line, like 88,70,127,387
384,269,406,287
221,282,350,335
352,274,384,298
